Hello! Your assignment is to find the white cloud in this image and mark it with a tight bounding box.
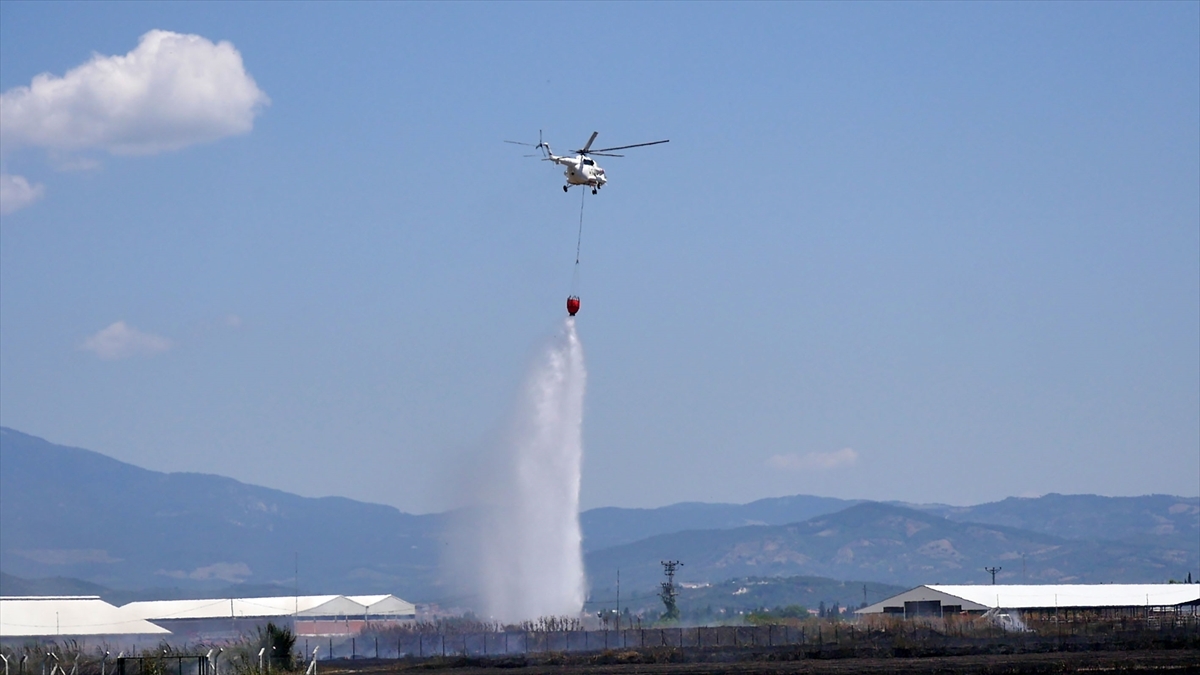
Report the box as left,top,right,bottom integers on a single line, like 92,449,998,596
767,447,859,471
1,29,268,156
81,321,172,360
0,173,45,215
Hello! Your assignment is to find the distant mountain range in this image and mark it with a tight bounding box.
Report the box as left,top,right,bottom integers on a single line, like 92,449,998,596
0,428,447,601
583,500,1197,594
2,427,1196,608
0,570,300,607
584,575,910,619
580,495,860,552
583,494,1200,554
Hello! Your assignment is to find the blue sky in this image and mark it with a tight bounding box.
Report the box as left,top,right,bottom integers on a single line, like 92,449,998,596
1,2,1197,513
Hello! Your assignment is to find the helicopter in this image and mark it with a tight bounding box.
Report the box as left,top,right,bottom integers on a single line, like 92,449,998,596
506,131,669,194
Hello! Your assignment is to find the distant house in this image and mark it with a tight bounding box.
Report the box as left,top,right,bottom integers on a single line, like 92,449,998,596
856,584,1200,618
0,596,170,647
121,594,415,640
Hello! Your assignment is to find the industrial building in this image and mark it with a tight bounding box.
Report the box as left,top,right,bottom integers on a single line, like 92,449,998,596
856,584,1200,618
0,596,170,646
121,594,416,639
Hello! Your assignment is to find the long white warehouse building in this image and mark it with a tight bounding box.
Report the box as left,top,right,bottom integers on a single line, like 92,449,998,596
857,584,1200,617
122,594,416,638
1,596,170,642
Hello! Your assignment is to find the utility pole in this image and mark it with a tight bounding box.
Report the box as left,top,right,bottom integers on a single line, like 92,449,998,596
985,566,1001,584
659,561,683,621
615,569,620,632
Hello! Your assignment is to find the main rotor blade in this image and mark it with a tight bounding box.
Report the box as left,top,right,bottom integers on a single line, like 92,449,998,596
505,140,538,147
578,131,599,154
589,152,624,157
589,139,669,153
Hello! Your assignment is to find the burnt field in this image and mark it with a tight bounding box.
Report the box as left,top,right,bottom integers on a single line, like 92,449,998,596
318,624,1200,674
321,648,1200,674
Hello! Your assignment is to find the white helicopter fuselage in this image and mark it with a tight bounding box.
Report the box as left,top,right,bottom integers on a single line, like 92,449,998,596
507,132,667,193
549,153,607,188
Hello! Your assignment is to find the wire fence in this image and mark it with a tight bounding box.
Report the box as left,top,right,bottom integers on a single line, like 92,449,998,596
299,613,1200,661
5,613,1197,672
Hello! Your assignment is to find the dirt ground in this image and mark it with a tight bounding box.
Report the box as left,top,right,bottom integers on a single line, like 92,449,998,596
321,649,1200,674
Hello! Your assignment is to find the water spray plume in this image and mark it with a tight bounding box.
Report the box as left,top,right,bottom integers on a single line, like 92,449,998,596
456,318,587,622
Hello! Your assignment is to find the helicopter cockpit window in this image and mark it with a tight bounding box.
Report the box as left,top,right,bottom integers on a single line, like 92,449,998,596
582,158,595,166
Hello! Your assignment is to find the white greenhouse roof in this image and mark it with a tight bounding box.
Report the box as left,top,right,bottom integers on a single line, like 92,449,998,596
858,584,1200,614
1,596,170,637
123,595,350,621
122,594,415,621
346,595,416,617
929,584,1200,609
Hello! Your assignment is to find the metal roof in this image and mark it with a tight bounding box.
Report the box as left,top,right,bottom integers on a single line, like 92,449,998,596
123,595,351,621
122,594,415,621
346,595,416,617
857,584,1200,614
929,584,1200,609
856,586,992,614
1,596,171,637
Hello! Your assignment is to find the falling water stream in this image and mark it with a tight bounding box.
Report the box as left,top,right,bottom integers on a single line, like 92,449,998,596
467,318,587,622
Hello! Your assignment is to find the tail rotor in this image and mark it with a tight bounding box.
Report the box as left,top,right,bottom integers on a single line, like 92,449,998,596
504,129,550,158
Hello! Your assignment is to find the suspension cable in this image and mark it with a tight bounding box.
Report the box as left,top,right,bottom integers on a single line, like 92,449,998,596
575,188,585,265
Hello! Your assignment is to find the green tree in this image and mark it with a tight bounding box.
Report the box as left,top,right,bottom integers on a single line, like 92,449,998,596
255,622,296,672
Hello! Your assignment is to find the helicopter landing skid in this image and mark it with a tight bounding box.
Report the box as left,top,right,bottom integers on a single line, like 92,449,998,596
563,184,599,194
